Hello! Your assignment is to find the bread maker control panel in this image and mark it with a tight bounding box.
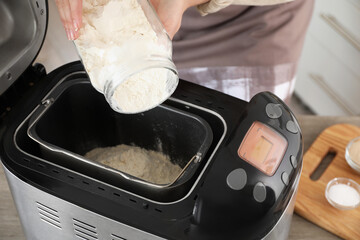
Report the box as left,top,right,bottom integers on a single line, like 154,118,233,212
224,92,301,204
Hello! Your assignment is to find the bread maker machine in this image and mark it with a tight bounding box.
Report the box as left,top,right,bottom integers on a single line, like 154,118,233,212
0,1,303,239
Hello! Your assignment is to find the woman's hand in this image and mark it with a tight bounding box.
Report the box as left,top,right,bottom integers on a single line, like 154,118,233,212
150,0,209,39
55,0,209,40
55,0,82,40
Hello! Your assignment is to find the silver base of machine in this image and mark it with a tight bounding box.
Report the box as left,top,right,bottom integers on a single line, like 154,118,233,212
3,164,164,240
3,163,298,240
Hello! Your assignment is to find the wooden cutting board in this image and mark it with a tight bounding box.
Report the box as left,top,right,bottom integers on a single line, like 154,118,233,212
295,124,360,240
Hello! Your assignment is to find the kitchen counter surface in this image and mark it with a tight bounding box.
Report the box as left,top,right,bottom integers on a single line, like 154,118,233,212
1,115,358,240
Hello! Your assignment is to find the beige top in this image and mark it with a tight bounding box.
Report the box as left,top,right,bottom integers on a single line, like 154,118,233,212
197,0,294,16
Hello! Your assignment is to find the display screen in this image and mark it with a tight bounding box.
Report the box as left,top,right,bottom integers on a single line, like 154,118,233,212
238,121,288,176
252,136,273,164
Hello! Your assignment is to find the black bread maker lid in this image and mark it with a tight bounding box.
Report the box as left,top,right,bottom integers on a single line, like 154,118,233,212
0,0,48,95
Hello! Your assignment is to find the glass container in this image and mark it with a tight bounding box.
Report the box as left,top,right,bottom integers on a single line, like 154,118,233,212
74,0,178,114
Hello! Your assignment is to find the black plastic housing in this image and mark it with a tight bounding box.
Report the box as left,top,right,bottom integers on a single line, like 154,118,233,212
0,62,303,240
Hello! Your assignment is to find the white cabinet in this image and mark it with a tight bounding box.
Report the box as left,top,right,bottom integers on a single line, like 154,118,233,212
35,0,80,73
295,0,360,115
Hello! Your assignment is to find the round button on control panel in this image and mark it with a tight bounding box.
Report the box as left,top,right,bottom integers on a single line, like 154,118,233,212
265,103,282,119
282,172,289,186
226,168,247,190
286,121,298,134
290,155,297,169
253,182,267,203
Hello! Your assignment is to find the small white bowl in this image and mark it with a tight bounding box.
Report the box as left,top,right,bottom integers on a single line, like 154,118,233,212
325,177,360,210
345,136,360,174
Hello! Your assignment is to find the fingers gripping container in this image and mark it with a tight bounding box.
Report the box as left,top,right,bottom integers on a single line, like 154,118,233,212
74,0,179,114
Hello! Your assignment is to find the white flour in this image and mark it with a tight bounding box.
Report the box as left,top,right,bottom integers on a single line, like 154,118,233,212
75,0,170,113
85,144,182,184
113,68,169,113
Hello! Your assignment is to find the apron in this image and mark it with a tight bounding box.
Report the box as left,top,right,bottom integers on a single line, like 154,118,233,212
173,0,314,103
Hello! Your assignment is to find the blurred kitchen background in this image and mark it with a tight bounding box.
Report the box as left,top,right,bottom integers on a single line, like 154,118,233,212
35,0,360,117
296,0,360,116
